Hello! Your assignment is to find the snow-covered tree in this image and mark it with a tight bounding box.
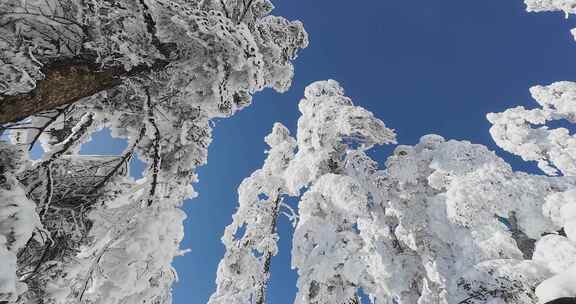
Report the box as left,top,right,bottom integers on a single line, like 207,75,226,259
283,79,396,196
487,81,576,177
488,80,576,303
0,0,308,122
0,0,307,302
257,78,576,304
209,123,296,304
379,135,574,303
283,80,396,304
3,0,576,303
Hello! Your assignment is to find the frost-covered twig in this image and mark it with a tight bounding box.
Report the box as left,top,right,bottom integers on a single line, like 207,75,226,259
27,104,73,151
90,127,146,194
280,202,298,227
38,163,53,220
145,88,161,207
41,112,94,165
78,236,116,301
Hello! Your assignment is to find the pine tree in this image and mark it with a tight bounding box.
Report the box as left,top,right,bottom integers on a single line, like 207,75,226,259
0,1,307,302
209,123,296,304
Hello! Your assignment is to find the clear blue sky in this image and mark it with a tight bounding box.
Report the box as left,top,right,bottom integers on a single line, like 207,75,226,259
81,1,576,303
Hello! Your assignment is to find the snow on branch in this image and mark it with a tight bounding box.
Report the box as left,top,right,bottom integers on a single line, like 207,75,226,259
284,80,396,195
210,123,296,304
525,0,576,18
488,81,576,176
0,1,309,302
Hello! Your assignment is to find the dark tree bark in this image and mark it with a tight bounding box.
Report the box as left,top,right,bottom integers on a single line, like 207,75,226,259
546,298,576,304
0,60,121,124
0,58,169,125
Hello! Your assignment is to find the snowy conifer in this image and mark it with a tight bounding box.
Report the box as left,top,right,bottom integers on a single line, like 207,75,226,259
209,123,296,304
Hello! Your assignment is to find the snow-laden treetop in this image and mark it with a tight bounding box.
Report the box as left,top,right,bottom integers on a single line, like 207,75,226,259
285,80,396,195
209,75,576,303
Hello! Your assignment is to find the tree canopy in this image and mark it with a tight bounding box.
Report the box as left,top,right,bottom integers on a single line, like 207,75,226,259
1,1,576,304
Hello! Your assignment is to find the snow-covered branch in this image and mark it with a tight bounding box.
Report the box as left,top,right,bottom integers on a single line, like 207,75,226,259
210,123,296,304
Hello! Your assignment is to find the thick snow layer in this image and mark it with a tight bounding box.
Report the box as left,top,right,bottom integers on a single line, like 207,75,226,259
537,264,576,302
534,235,576,274
487,82,576,176
0,238,17,301
284,80,396,195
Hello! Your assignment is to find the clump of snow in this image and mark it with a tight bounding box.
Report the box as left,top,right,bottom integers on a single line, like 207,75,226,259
534,235,576,274
525,0,576,18
536,264,576,302
487,80,576,301
487,81,576,176
284,80,396,195
0,142,39,301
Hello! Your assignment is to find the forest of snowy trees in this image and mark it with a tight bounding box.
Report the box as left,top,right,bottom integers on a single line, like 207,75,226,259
0,0,576,303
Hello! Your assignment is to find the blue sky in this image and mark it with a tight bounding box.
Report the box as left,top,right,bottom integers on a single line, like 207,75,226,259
81,1,576,303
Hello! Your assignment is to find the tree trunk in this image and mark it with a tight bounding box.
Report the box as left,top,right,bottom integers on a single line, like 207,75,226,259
0,60,121,124
255,195,282,304
0,59,168,124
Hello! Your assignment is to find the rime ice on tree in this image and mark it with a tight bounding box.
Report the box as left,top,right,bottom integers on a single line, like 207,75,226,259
256,79,576,303
0,0,307,302
210,123,296,304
